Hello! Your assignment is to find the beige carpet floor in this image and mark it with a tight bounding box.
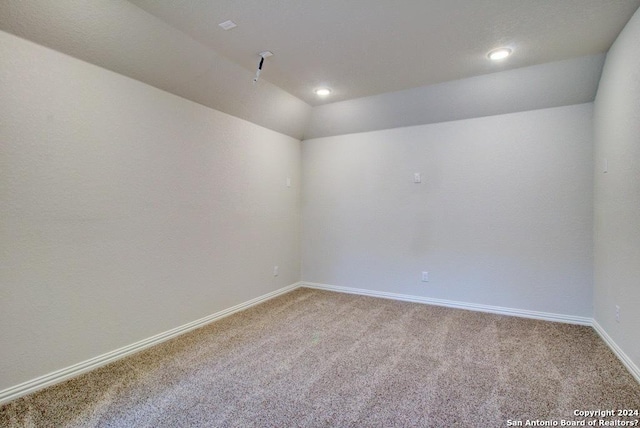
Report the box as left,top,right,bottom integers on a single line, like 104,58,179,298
1,288,640,427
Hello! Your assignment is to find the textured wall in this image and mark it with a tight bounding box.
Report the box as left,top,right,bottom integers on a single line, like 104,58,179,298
302,104,593,316
0,30,301,390
593,8,640,370
305,55,604,139
0,0,311,139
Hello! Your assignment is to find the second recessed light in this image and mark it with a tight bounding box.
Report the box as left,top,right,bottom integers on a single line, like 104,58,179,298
488,48,512,61
314,88,332,96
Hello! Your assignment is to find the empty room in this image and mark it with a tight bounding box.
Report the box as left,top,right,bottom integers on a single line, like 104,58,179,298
1,1,640,426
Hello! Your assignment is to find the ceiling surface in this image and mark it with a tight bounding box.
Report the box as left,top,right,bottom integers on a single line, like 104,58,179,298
128,0,640,105
1,0,639,138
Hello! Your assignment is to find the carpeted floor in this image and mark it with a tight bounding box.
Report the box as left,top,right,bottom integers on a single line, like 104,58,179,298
1,287,639,427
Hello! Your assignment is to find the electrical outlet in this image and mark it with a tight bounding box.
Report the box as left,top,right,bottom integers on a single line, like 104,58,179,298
615,305,620,323
273,266,279,277
421,271,429,282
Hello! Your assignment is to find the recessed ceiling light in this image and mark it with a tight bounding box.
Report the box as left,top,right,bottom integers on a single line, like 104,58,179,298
218,20,237,31
314,88,332,96
488,48,512,61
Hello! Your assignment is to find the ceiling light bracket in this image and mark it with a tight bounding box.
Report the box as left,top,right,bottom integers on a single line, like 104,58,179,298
253,51,273,84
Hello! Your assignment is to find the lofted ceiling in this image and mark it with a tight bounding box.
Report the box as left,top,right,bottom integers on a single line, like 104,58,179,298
1,1,639,138
128,0,640,105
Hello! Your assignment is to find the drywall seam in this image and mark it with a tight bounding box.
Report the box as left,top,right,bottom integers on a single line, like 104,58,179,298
0,282,302,406
301,282,592,325
592,320,640,384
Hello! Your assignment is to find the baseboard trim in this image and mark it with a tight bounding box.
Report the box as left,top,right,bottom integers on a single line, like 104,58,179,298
0,282,302,406
301,282,592,325
3,281,637,405
302,282,640,384
592,320,640,384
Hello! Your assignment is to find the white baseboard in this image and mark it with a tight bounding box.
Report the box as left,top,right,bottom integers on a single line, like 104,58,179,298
301,282,592,325
592,320,640,384
3,281,637,405
302,282,640,384
0,282,302,406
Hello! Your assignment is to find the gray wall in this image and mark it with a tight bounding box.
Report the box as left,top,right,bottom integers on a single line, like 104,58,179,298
302,104,594,317
0,30,302,391
593,8,640,371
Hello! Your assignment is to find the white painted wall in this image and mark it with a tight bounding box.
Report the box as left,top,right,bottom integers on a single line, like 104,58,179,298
302,104,594,317
593,8,640,370
305,55,604,139
0,30,302,391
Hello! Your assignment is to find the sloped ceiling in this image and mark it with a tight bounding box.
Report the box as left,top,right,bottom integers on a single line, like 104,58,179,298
0,0,311,139
1,1,639,138
130,0,640,105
